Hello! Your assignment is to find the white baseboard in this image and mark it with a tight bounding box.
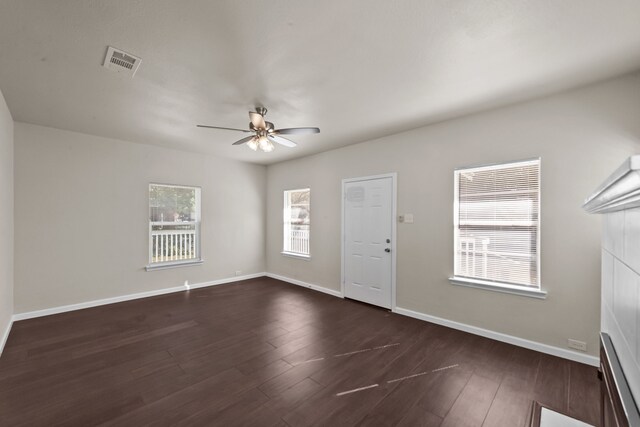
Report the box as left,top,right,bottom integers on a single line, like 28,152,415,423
186,272,266,290
265,272,343,298
0,317,13,356
394,307,599,367
263,274,597,366
12,272,267,321
6,271,599,367
13,286,184,321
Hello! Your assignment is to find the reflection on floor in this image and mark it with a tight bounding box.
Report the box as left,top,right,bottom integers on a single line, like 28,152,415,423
540,407,594,427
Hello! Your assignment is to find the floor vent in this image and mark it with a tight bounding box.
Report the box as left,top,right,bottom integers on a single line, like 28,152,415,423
103,46,141,77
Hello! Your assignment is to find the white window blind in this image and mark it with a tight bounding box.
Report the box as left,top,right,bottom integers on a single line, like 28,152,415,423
454,159,540,288
283,188,310,256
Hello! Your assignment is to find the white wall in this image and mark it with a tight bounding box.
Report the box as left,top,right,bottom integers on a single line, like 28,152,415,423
267,72,640,357
602,206,640,402
14,123,266,314
0,88,13,351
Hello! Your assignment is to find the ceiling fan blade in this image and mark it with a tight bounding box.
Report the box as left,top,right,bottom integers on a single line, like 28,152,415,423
268,135,297,148
232,135,256,146
273,127,320,135
197,125,251,133
249,112,266,130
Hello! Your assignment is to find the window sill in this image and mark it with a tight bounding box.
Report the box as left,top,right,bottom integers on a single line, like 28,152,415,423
449,276,547,299
145,259,204,271
281,252,311,261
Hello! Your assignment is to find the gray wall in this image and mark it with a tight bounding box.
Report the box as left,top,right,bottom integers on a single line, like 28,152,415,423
14,123,267,313
0,88,13,350
266,73,640,357
9,73,640,359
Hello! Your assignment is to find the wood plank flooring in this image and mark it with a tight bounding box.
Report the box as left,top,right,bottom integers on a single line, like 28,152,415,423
0,277,600,426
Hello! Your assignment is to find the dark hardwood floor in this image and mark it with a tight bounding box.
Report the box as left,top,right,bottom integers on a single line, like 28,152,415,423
0,277,600,426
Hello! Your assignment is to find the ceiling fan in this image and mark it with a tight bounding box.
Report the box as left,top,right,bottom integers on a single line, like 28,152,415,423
197,107,320,152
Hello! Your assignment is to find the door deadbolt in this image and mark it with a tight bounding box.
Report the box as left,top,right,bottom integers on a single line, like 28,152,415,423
386,239,391,243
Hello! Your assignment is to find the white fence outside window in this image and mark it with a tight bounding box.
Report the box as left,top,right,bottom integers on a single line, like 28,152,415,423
285,228,310,255
150,224,198,263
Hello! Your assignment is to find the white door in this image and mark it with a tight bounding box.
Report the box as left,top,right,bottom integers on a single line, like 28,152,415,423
342,175,395,309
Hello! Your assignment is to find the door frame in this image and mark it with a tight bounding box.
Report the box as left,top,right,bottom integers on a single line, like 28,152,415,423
341,173,397,311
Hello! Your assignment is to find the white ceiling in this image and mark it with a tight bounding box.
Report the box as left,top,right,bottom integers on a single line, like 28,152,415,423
1,1,640,165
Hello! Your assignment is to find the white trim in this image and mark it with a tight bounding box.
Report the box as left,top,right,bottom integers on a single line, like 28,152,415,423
283,187,311,257
145,259,204,271
341,173,397,310
394,306,599,367
186,272,265,290
13,286,179,320
454,157,541,173
583,155,640,213
453,158,542,289
538,159,543,287
449,276,547,299
149,182,202,190
281,252,311,261
341,182,345,301
4,272,598,368
148,183,202,266
0,317,13,356
266,272,343,298
264,274,593,366
12,272,266,321
391,174,397,311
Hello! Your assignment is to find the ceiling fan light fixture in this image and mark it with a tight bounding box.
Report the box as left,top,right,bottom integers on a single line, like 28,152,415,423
247,138,258,151
257,135,274,152
266,141,275,152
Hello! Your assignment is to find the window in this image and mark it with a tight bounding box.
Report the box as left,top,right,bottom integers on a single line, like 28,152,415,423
283,188,310,257
147,184,202,270
451,159,543,296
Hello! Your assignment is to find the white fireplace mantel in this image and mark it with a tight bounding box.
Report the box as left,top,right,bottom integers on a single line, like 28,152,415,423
583,155,640,214
583,154,640,416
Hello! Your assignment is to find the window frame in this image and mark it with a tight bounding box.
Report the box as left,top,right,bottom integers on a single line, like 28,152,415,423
282,187,311,260
449,158,546,299
145,183,203,271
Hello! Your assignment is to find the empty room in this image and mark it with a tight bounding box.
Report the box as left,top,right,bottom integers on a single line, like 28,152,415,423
1,1,640,426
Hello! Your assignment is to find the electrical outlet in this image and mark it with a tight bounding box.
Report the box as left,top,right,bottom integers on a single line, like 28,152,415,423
235,270,242,276
567,339,587,352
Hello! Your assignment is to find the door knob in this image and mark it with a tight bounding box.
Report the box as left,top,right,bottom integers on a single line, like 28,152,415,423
385,248,391,253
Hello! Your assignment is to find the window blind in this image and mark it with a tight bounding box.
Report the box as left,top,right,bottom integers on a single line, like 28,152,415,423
454,159,540,288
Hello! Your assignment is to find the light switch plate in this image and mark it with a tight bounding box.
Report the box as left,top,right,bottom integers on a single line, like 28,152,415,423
404,214,414,224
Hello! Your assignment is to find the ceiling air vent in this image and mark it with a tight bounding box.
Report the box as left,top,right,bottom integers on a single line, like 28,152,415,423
103,46,141,77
